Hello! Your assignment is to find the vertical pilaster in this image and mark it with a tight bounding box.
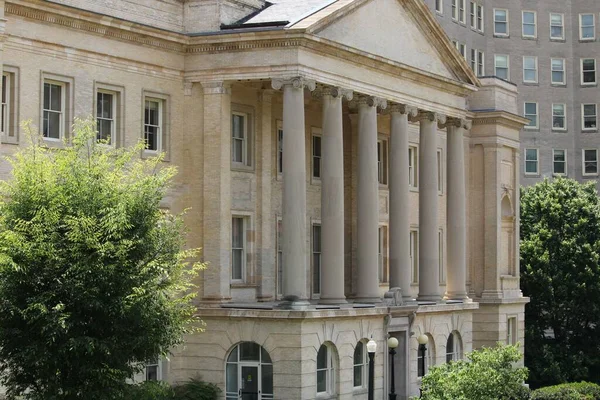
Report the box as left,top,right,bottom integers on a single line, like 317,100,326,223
201,81,232,303
482,143,502,298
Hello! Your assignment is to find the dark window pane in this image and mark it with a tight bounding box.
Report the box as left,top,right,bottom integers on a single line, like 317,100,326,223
262,364,273,395
145,126,158,150
227,347,238,362
354,365,362,387
226,363,238,393
50,84,62,112
317,370,327,393
43,83,50,110
239,342,260,361
261,347,272,364
317,345,327,369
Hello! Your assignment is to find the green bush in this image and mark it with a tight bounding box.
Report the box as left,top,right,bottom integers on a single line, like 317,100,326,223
126,381,175,400
531,382,600,400
173,378,222,400
124,378,222,400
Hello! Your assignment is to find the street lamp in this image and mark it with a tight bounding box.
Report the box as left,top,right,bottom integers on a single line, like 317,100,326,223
367,338,377,400
387,336,399,400
417,334,429,398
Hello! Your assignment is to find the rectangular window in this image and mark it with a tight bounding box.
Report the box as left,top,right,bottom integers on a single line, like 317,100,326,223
96,91,115,144
523,56,538,83
522,11,537,38
459,0,465,23
551,58,566,85
524,102,538,129
144,98,163,152
477,51,485,76
494,9,509,36
507,317,517,345
550,13,564,40
477,4,484,31
277,122,283,175
470,2,476,28
43,81,65,140
452,0,457,20
232,112,248,165
145,359,161,381
553,149,567,175
409,145,418,188
378,138,388,185
312,132,322,180
552,104,566,130
1,73,10,142
276,219,283,295
525,149,539,175
495,55,510,80
410,229,419,284
470,48,477,72
580,14,595,40
312,224,321,295
583,149,598,176
437,149,443,194
459,43,466,59
436,0,443,14
583,104,598,130
231,216,246,282
438,229,445,284
378,225,388,284
582,58,597,85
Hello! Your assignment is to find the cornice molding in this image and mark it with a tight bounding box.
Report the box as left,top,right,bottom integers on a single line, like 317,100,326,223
472,111,529,131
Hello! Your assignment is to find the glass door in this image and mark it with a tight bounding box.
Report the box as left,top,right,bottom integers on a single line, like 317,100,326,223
240,365,259,400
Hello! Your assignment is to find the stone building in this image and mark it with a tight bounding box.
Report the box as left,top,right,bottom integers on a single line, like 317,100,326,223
0,0,528,398
422,0,600,187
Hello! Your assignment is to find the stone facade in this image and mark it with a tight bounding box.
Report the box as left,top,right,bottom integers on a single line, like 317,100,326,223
0,0,528,399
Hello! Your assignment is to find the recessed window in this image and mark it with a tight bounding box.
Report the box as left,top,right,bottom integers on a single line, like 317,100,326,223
42,80,65,140
495,54,510,80
452,0,457,20
438,229,445,284
410,229,419,284
437,149,443,193
353,341,367,388
522,11,537,38
580,14,595,40
507,317,517,345
435,0,443,14
470,49,477,73
231,216,248,282
317,344,336,395
459,0,466,23
494,9,509,36
378,225,388,284
525,149,539,175
1,71,15,144
523,56,538,83
477,51,485,76
459,43,466,59
550,13,565,40
583,149,598,176
476,4,484,31
469,2,476,28
553,149,567,175
312,131,322,180
145,359,161,381
524,102,538,129
226,343,273,400
582,58,597,85
96,91,116,145
276,219,283,295
312,224,321,296
277,121,283,175
377,137,388,185
552,104,566,130
583,104,598,130
446,332,462,363
144,98,163,153
409,145,418,188
551,58,566,85
232,112,248,165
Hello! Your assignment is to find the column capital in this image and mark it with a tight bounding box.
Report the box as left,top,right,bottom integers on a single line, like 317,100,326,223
271,77,316,91
356,95,388,110
388,104,418,117
200,81,232,95
410,110,446,125
443,117,473,130
316,86,354,101
184,80,194,96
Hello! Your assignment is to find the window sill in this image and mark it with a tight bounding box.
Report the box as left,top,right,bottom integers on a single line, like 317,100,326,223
523,128,540,132
230,283,259,289
522,82,539,86
524,174,541,177
316,393,337,400
353,387,368,395
409,186,419,193
551,129,567,133
550,38,565,42
522,36,537,40
551,83,567,87
581,83,598,87
582,129,599,133
579,38,596,43
583,174,599,178
231,164,254,173
311,178,322,186
493,34,510,38
378,184,389,190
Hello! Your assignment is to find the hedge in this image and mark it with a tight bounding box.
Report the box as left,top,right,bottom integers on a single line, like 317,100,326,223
530,382,600,400
125,379,221,400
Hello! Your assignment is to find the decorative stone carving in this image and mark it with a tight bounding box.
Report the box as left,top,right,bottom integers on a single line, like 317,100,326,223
356,95,388,109
443,117,473,130
271,77,316,91
201,81,231,95
388,103,418,117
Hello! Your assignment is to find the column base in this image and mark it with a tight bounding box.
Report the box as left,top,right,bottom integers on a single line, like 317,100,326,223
276,296,311,310
319,297,348,305
444,291,470,301
416,294,442,302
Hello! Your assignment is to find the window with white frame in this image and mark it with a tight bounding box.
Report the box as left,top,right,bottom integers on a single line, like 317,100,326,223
144,98,163,152
523,56,538,83
459,0,465,23
231,216,247,282
409,145,418,188
145,359,162,381
435,0,443,14
524,102,538,129
410,229,419,284
377,138,388,185
550,13,565,40
580,14,595,40
437,149,443,193
1,73,10,142
470,2,476,28
452,0,457,20
477,51,485,76
507,317,517,345
96,91,116,144
459,43,466,59
495,55,509,80
477,4,483,31
276,219,283,295
446,332,462,363
232,112,249,165
522,11,537,38
43,80,66,140
552,104,566,130
583,104,598,130
551,58,566,85
378,225,388,284
277,120,283,175
582,59,597,85
317,344,335,395
553,149,567,175
353,341,367,388
312,224,321,295
525,149,539,175
438,229,445,284
470,49,477,72
312,131,322,180
583,149,598,176
494,9,509,36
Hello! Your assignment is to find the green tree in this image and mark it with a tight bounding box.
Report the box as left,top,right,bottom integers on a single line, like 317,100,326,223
0,120,202,400
419,344,529,400
521,178,600,388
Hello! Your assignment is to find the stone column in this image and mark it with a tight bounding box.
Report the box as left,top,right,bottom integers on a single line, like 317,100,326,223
201,81,232,303
417,111,445,302
272,77,316,307
320,87,353,304
388,104,418,302
356,95,387,303
445,119,471,300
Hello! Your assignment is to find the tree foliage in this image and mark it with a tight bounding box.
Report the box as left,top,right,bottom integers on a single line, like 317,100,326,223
0,120,202,400
521,178,600,388
419,344,529,400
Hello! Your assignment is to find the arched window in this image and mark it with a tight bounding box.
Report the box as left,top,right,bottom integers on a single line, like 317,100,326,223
417,334,436,377
317,344,336,395
446,331,462,363
226,342,273,400
353,341,367,388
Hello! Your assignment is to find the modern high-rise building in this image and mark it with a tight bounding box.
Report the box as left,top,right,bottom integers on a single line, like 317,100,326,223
424,0,600,187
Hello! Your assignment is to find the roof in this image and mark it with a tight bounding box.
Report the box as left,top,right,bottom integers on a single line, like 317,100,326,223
237,0,336,26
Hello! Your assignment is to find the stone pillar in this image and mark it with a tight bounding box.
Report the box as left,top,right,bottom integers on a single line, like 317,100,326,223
417,111,445,302
388,104,418,302
320,87,353,304
356,95,387,303
445,119,471,300
272,77,316,307
201,81,232,303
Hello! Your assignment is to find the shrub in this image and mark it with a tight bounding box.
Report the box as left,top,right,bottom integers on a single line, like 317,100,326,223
531,382,600,400
173,378,222,400
124,378,221,400
126,381,175,400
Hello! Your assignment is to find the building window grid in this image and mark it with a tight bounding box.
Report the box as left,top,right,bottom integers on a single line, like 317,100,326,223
312,224,322,295
583,104,598,130
583,149,598,176
353,342,367,388
43,81,65,140
144,98,162,153
524,102,538,129
410,229,419,284
550,13,565,40
470,2,476,28
582,59,597,85
378,226,388,284
459,0,465,23
580,14,595,40
494,9,509,36
316,345,335,395
452,0,457,20
145,359,161,381
523,56,538,83
312,132,322,180
232,112,248,165
276,219,283,295
553,149,567,176
409,145,418,188
1,74,9,139
435,0,443,14
495,54,509,80
477,51,485,76
551,58,566,85
277,121,283,175
470,48,477,73
507,317,517,345
231,216,246,282
377,138,388,185
476,4,484,31
446,333,461,363
96,91,116,145
552,103,567,130
522,11,537,38
525,149,539,175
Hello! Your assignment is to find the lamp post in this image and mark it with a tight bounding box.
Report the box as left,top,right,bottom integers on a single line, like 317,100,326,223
387,336,399,400
367,338,377,400
417,334,429,398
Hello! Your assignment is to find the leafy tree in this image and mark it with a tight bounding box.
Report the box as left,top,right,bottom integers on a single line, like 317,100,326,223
521,178,600,388
0,120,202,400
419,344,529,400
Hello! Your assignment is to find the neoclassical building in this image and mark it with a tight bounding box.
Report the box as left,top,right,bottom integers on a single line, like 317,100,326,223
0,0,528,398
